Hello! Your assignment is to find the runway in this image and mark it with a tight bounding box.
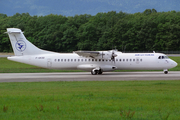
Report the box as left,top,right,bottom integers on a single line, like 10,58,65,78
0,71,180,82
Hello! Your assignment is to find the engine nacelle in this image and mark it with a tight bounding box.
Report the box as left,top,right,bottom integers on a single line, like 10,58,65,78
100,65,117,72
77,64,117,72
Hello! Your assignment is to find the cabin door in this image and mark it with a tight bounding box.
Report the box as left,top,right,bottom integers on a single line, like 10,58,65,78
47,58,52,68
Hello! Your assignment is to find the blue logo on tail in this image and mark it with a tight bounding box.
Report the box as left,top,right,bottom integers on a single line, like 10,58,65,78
15,40,26,51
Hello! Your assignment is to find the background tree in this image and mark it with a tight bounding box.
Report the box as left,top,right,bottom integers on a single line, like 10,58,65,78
0,9,180,52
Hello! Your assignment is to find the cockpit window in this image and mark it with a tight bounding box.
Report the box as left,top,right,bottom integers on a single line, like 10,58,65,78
164,56,169,59
158,56,169,59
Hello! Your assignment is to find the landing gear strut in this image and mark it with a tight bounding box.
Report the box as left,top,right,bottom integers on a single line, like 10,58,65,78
164,69,168,74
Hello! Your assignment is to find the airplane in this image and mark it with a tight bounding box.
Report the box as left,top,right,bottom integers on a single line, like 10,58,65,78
6,28,177,75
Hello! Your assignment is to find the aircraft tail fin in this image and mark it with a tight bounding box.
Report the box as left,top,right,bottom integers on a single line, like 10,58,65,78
6,28,53,56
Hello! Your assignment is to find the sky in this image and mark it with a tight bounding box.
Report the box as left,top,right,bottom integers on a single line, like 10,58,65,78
1,0,180,16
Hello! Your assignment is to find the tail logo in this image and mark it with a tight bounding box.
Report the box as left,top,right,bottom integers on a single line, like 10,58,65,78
15,40,26,51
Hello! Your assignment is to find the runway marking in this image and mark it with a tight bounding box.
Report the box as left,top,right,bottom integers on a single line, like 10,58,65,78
0,71,180,82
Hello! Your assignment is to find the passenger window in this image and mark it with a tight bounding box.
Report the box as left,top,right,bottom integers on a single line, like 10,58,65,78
119,59,121,61
78,59,80,62
55,59,56,62
133,59,135,61
74,59,76,62
162,56,164,59
102,59,104,61
61,59,63,61
123,59,125,61
126,59,128,61
81,59,83,61
130,59,132,61
58,59,60,62
64,59,66,62
140,59,142,61
99,59,101,61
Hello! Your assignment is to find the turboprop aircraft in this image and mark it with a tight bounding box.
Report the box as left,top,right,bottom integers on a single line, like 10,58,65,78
6,28,177,75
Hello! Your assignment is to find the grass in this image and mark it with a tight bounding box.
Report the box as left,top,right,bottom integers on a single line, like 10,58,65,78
0,81,180,119
0,56,180,73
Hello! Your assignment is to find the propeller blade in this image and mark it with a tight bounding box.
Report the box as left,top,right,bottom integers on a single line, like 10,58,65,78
110,50,118,63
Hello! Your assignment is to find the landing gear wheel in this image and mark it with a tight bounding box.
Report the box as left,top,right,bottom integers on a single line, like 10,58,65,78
164,71,168,74
97,70,103,74
91,70,97,75
163,69,168,74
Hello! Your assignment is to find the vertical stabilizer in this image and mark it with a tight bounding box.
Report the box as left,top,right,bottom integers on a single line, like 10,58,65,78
6,28,53,56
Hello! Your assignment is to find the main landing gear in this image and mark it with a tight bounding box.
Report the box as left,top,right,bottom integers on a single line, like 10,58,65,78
91,69,103,75
164,69,168,74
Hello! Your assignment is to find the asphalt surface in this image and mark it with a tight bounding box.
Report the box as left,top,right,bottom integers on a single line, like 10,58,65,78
0,71,180,82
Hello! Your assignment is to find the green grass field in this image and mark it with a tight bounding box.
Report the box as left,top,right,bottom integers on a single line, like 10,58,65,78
0,57,180,119
0,81,180,120
0,56,180,73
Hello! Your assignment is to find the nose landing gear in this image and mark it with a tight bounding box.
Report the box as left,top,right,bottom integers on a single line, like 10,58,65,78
163,69,168,74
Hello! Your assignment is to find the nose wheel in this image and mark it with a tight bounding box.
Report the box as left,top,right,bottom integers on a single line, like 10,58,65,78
164,69,168,74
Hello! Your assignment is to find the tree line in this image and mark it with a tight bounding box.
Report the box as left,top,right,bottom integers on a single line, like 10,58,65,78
0,9,180,52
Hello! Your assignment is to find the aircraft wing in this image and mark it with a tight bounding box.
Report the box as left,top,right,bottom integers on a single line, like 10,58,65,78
74,51,100,58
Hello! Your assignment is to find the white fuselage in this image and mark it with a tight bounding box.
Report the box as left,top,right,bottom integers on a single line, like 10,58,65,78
8,52,177,72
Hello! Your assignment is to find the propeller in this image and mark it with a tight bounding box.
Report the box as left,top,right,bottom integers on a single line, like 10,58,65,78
111,50,117,63
101,51,105,59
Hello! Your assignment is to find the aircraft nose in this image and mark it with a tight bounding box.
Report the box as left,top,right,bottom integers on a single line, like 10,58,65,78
172,60,178,67
174,61,178,67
